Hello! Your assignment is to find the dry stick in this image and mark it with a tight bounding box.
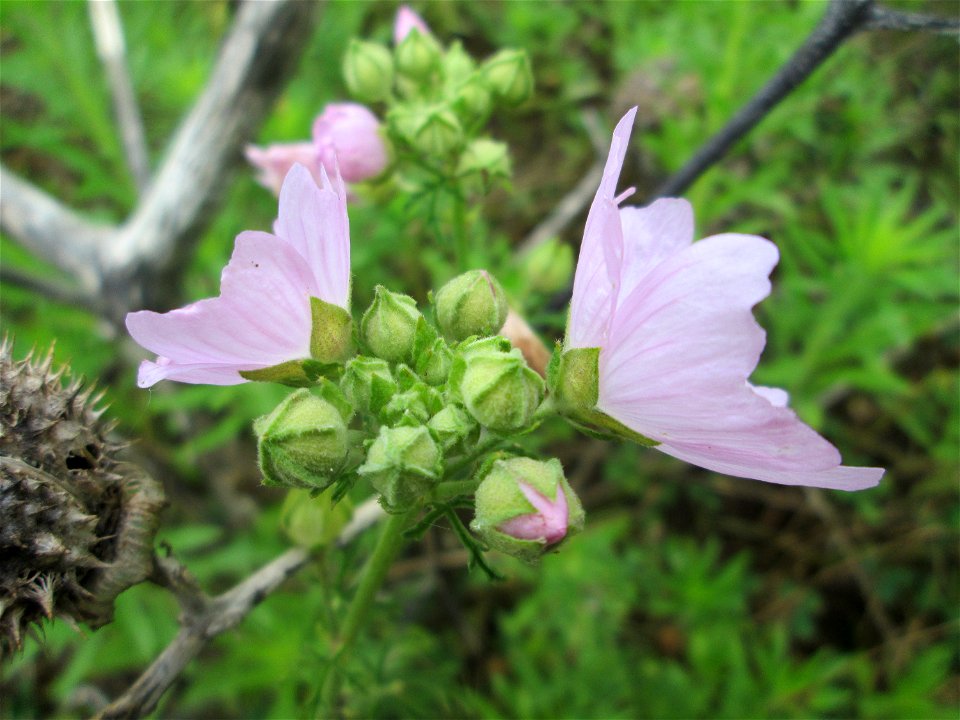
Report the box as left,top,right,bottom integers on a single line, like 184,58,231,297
0,0,317,314
88,0,151,195
94,497,385,720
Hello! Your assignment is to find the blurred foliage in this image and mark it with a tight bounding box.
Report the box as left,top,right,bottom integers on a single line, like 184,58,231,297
1,1,957,718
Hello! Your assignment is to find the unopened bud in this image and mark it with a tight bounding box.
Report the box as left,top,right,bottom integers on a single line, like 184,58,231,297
442,41,476,85
413,107,463,157
341,356,397,415
454,338,544,433
480,49,533,106
344,39,394,103
427,405,476,451
470,457,584,563
452,78,491,124
456,139,511,191
280,489,353,549
255,390,348,490
435,270,509,341
358,426,441,512
395,26,442,82
380,378,442,427
361,286,422,363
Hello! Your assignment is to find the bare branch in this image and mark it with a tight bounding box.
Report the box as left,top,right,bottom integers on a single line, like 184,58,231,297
88,0,151,195
94,496,384,720
866,5,960,33
0,265,105,316
104,0,317,309
0,165,113,292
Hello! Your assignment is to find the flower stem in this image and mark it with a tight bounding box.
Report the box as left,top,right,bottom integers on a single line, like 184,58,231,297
318,508,415,716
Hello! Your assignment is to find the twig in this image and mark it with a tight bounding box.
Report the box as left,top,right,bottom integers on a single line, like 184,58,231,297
88,0,151,195
94,496,384,720
655,0,876,198
1,0,318,319
865,5,960,33
0,265,105,316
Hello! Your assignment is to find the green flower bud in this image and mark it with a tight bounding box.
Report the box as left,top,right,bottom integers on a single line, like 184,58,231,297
442,41,476,87
427,405,476,451
470,457,584,564
521,238,573,294
341,356,397,415
456,139,511,192
255,390,349,490
361,286,422,363
451,77,491,124
280,489,353,549
411,317,452,385
453,339,544,434
344,39,394,103
380,376,442,427
413,107,463,158
435,269,509,342
359,425,441,512
395,27,442,82
480,49,533,106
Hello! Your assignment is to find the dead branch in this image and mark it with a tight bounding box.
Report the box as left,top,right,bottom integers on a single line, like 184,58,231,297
94,496,384,720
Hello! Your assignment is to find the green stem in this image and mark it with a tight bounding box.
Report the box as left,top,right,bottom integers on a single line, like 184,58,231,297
451,190,469,272
319,509,416,716
432,478,481,502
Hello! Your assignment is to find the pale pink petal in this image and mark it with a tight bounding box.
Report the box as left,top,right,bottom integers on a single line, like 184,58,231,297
136,358,265,387
617,198,694,304
276,164,351,309
125,231,315,387
394,5,431,45
245,142,322,195
598,233,845,471
751,383,789,407
567,107,638,349
656,443,884,491
497,482,568,545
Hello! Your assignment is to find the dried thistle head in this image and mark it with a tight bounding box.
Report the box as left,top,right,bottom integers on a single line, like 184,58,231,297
0,339,165,658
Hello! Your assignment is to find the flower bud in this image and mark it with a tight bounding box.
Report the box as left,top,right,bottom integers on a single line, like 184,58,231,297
341,356,397,415
456,139,511,192
480,49,533,106
343,39,394,103
521,237,573,294
280,489,353,549
361,286,422,363
435,269,509,342
451,77,491,125
255,390,349,490
358,425,441,512
245,142,322,196
380,378,442,427
442,41,476,86
312,103,388,183
394,5,431,45
413,107,463,158
395,26,442,82
470,457,584,563
454,339,544,434
427,405,476,451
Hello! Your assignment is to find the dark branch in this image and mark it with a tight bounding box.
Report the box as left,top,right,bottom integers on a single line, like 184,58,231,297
0,266,105,316
655,0,876,198
866,5,960,33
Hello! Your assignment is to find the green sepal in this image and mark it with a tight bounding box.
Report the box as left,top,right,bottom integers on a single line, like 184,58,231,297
315,377,355,424
549,345,658,447
412,317,452,386
240,358,343,387
310,296,354,364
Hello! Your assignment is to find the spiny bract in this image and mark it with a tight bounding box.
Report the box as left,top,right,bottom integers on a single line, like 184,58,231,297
0,340,165,658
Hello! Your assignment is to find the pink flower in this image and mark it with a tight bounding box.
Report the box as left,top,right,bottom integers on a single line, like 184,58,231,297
394,5,431,45
312,103,388,184
564,107,883,491
245,142,324,195
126,164,350,387
497,482,569,545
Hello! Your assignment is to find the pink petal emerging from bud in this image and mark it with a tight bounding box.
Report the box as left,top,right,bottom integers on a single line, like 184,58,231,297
312,103,388,184
245,142,323,195
126,164,350,387
566,107,884,492
497,482,569,545
394,5,431,45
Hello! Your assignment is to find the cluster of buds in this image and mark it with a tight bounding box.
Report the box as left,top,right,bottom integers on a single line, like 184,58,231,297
254,268,582,561
343,5,532,194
